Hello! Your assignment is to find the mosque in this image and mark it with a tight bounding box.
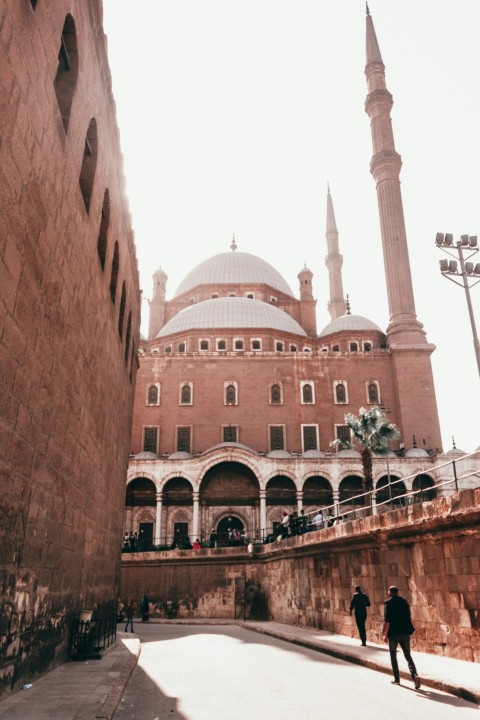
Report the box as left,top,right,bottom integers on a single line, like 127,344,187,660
123,11,470,549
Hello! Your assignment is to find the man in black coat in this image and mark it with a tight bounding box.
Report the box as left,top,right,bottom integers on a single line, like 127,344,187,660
349,585,371,646
383,585,421,688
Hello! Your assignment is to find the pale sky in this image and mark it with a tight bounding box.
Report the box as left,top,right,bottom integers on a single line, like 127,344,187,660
102,1,480,452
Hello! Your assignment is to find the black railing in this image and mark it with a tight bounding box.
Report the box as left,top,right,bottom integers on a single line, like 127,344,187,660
71,611,117,660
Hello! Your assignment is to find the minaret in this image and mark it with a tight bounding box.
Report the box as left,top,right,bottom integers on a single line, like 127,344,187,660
297,264,317,337
364,7,442,452
148,265,168,340
365,6,425,345
325,186,346,320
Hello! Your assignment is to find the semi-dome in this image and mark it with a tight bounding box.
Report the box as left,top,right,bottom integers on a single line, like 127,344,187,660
133,451,157,460
404,448,429,458
319,314,384,338
157,297,307,337
173,251,295,298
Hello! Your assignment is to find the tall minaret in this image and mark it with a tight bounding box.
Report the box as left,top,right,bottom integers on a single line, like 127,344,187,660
325,186,346,320
364,6,442,452
365,6,425,345
148,265,168,340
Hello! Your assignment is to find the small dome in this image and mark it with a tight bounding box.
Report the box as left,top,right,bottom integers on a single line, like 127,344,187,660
168,451,193,460
336,449,361,458
134,451,157,460
302,449,326,459
266,450,292,459
404,448,429,458
157,297,307,337
174,251,294,298
319,314,384,338
444,447,466,456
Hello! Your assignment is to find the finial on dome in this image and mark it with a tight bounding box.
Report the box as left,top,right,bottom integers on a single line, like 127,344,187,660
412,434,417,448
345,294,351,315
230,234,237,252
327,181,330,194
366,2,370,16
452,435,456,449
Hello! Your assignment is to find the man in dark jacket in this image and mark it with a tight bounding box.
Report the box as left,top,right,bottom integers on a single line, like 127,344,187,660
383,585,421,688
349,585,371,646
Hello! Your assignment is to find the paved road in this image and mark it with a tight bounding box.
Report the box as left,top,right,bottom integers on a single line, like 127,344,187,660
113,624,477,720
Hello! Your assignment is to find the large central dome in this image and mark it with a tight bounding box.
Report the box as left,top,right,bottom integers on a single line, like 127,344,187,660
157,297,307,337
173,251,295,298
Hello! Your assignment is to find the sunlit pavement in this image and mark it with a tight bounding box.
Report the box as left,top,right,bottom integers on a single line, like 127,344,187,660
113,623,479,720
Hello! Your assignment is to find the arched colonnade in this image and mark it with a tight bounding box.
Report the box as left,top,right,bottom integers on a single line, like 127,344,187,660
125,449,436,546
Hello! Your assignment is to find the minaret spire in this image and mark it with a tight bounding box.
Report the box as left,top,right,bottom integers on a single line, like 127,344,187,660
325,185,346,320
364,9,443,453
365,8,425,344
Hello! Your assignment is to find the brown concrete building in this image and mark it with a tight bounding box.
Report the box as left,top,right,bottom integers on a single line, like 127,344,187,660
0,0,140,694
124,12,476,552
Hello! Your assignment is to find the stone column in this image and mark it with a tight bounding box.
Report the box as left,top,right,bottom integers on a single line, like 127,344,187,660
333,490,340,518
259,490,267,540
296,490,303,512
192,491,200,540
154,492,163,545
371,491,377,516
125,506,133,532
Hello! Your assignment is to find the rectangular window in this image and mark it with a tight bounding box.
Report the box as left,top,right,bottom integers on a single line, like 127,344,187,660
302,425,318,451
336,425,351,445
223,425,238,443
143,426,158,453
177,426,191,453
270,426,285,451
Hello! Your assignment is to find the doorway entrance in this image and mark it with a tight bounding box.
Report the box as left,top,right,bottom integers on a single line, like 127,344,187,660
216,515,245,547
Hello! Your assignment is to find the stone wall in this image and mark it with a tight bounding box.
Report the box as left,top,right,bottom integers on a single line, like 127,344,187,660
121,488,480,661
0,0,140,695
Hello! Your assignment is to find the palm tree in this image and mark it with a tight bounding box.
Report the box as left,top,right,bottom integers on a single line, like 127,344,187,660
331,406,400,499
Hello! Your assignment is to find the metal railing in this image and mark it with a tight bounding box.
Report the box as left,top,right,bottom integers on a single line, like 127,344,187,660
71,611,117,660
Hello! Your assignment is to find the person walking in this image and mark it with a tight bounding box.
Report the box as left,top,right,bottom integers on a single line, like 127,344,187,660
140,593,150,622
124,598,136,633
349,585,371,646
383,585,421,688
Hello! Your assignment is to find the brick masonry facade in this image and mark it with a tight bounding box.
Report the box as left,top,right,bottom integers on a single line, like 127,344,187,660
121,488,480,662
0,0,140,695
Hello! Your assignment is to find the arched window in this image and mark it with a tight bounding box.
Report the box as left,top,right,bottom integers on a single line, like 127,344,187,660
335,383,346,404
178,343,186,352
217,340,226,350
124,311,132,363
275,341,284,352
234,339,244,350
332,345,340,352
97,189,109,271
271,383,281,404
54,15,78,132
181,384,191,404
252,339,261,350
368,382,379,404
302,383,313,404
79,118,98,212
200,339,209,351
350,342,358,352
109,241,119,304
226,384,236,405
148,385,159,405
118,282,126,339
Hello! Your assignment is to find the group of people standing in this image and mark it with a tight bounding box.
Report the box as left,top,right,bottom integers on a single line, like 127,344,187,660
349,584,421,688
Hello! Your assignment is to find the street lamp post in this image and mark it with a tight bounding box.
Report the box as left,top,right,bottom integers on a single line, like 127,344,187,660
435,233,480,378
